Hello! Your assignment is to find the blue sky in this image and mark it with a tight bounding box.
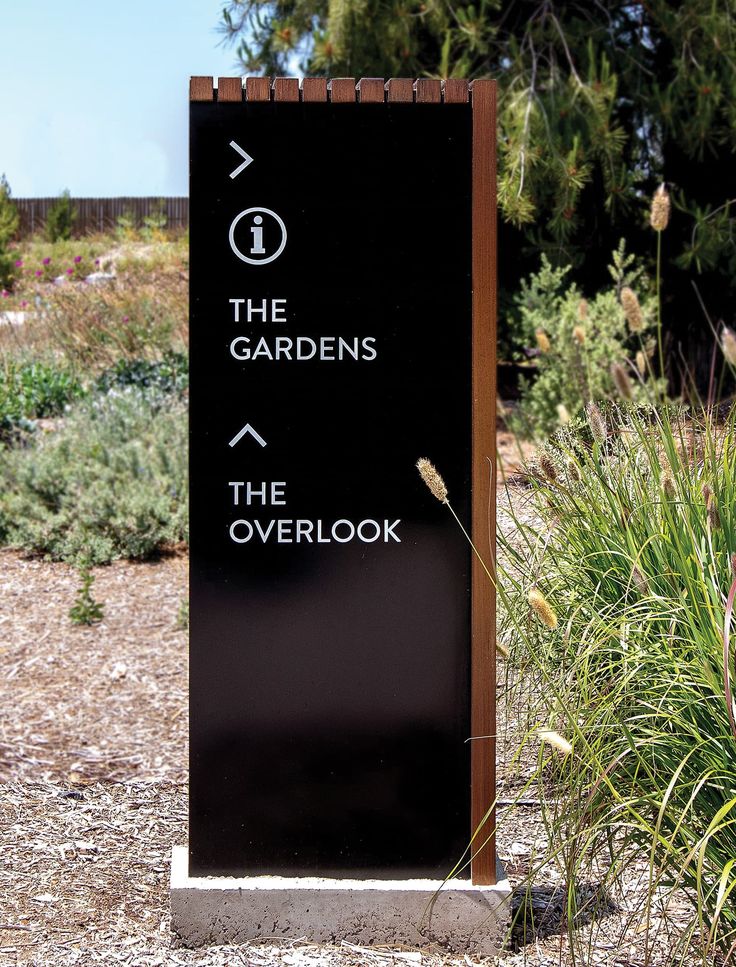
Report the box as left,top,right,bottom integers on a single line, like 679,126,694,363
0,1,244,197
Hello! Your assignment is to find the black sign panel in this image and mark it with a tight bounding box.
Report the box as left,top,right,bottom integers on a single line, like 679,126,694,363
190,94,474,878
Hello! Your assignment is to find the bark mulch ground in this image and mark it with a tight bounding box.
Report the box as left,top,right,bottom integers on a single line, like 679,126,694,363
0,485,697,965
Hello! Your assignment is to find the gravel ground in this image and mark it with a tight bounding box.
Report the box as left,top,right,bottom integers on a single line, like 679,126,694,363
0,481,700,966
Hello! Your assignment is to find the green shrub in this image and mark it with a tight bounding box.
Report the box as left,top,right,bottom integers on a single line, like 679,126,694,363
499,402,736,960
68,559,105,625
95,351,188,396
509,243,664,437
0,174,19,289
0,387,188,563
0,360,84,438
45,190,77,242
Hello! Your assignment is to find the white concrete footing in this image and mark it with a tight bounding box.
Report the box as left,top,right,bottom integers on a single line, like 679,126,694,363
170,846,511,957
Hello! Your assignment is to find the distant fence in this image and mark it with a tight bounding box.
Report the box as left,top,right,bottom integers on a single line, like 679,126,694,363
14,197,189,237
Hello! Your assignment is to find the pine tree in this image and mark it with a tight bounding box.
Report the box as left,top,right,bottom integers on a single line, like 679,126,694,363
219,0,736,377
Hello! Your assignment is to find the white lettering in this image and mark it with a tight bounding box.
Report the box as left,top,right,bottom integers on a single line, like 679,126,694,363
229,298,245,322
229,520,253,543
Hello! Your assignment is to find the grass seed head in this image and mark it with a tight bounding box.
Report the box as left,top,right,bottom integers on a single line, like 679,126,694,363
578,298,588,321
566,457,580,482
416,458,448,504
528,588,558,629
535,328,551,353
632,565,649,595
650,183,670,231
636,350,647,375
573,325,586,345
556,403,571,425
538,729,572,755
707,493,721,530
538,451,558,482
721,326,736,366
586,401,607,444
662,474,675,499
620,286,643,334
611,362,634,400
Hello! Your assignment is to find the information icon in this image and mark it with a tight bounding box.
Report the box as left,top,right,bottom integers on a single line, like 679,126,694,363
229,207,287,265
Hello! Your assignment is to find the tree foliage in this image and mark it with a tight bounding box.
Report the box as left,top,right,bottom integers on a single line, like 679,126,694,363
219,0,736,371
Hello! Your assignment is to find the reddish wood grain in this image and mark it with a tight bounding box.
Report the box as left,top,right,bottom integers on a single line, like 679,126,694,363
217,77,243,102
190,77,214,102
414,78,441,103
357,78,385,103
273,77,300,102
469,77,497,887
386,78,414,102
329,78,357,103
302,78,328,102
245,77,271,102
443,78,469,103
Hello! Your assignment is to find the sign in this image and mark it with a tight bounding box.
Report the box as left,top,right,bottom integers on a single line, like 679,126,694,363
189,76,496,884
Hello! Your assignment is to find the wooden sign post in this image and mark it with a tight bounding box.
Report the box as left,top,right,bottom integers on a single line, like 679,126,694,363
185,77,497,900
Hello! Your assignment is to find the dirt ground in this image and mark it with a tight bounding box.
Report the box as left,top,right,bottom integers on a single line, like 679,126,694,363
0,482,699,966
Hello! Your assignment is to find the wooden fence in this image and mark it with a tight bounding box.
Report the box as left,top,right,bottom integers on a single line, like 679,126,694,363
14,197,189,237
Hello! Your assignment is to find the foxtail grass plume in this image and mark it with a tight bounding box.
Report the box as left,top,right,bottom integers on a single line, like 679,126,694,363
578,299,588,321
586,401,607,444
636,350,647,376
611,362,633,400
528,588,558,629
416,458,448,504
538,451,557,482
557,403,570,424
496,639,510,660
650,183,670,231
538,729,572,755
566,457,580,482
620,286,643,334
632,565,649,595
535,328,551,353
573,325,586,345
703,485,721,529
721,325,736,366
662,474,675,500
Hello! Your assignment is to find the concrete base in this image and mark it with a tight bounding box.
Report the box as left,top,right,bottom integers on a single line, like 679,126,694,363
170,846,511,957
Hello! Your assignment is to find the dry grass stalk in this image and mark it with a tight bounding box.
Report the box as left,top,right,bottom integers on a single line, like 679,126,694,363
650,183,670,231
586,402,607,444
611,362,633,400
536,328,551,353
538,729,573,755
620,286,643,334
528,588,558,629
416,458,448,504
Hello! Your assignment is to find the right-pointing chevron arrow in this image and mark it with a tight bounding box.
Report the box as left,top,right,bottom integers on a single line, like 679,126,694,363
229,141,254,179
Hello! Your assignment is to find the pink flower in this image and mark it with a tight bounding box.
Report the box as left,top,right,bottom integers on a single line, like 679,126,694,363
35,270,42,277
20,301,27,308
43,257,51,265
122,315,129,323
1,291,8,298
14,260,23,268
94,259,100,266
66,268,74,275
74,255,82,263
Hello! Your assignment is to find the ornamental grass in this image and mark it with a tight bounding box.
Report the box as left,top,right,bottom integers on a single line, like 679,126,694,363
498,401,736,962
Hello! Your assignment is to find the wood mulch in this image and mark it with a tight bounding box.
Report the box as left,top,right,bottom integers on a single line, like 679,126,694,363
0,481,700,965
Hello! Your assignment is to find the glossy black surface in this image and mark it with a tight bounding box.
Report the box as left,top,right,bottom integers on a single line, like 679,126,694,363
189,101,473,876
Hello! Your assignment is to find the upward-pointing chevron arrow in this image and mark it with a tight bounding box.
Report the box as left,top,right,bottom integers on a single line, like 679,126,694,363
229,141,254,179
228,423,267,448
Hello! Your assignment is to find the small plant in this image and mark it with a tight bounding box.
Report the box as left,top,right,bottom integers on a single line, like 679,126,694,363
509,243,663,437
115,208,138,242
140,201,168,242
0,174,19,289
0,359,84,440
176,597,189,630
45,189,77,242
69,557,105,625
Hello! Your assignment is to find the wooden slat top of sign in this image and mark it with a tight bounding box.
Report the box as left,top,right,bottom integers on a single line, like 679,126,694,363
188,76,496,886
189,76,490,104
